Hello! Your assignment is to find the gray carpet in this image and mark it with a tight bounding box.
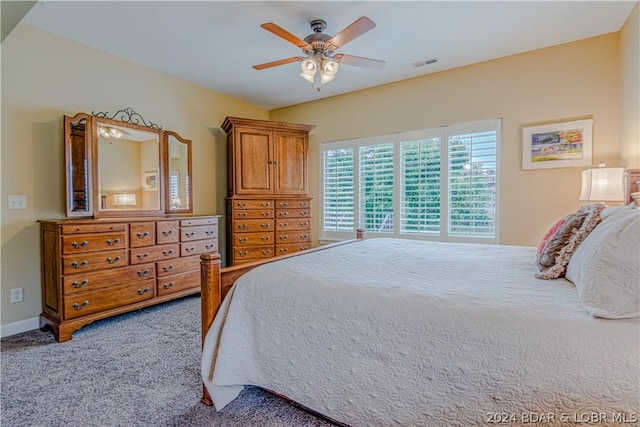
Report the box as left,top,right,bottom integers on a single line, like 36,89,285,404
1,295,337,427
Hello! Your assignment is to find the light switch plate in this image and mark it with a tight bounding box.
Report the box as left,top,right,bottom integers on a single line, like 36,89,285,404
8,195,27,210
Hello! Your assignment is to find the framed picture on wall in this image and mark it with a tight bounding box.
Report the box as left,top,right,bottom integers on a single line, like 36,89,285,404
144,171,158,191
522,119,593,170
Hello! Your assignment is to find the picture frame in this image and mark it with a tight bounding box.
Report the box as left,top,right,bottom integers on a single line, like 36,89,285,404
144,171,158,191
522,119,593,170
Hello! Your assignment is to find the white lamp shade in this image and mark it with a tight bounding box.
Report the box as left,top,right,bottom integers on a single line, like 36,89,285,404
579,167,625,202
113,193,137,206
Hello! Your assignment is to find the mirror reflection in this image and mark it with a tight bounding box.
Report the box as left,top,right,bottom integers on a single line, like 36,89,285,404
97,122,161,212
166,133,191,212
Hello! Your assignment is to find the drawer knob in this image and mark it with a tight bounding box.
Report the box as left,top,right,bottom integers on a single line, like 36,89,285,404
185,247,195,253
137,252,149,259
238,202,248,208
301,202,309,207
238,212,248,217
260,223,270,229
163,282,174,289
71,241,88,249
206,244,215,250
261,212,269,217
71,279,89,288
106,256,121,264
261,249,271,255
300,222,309,227
72,300,89,310
205,231,215,236
300,211,308,215
185,232,196,237
300,234,308,239
136,231,150,238
162,249,174,256
261,202,271,207
280,235,288,241
137,287,151,295
162,265,174,272
106,238,121,246
238,237,248,243
279,223,288,227
71,260,88,269
238,250,248,257
279,212,289,217
279,202,289,208
162,230,173,236
260,236,270,242
137,268,150,277
279,248,289,254
238,224,248,230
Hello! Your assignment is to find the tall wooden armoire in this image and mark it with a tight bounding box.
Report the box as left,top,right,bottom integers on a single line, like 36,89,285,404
222,117,316,265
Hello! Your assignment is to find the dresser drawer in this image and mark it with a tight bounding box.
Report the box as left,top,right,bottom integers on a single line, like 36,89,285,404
181,217,218,227
180,224,218,242
130,243,179,265
156,221,179,244
61,232,126,254
275,219,311,231
233,209,273,220
275,209,311,219
157,270,200,296
62,263,155,294
232,199,273,210
63,279,155,320
61,223,127,235
234,245,275,263
130,223,155,248
276,243,312,255
234,231,273,246
62,249,128,275
275,231,311,244
275,199,311,209
156,256,200,277
233,219,274,233
180,239,218,257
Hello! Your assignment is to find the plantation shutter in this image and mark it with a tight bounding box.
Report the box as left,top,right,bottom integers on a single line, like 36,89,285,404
359,140,394,233
322,147,355,232
447,121,498,238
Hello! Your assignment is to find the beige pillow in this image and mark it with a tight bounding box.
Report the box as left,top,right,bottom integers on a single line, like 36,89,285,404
536,203,604,280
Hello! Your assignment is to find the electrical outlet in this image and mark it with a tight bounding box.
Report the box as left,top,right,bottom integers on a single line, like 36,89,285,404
8,195,27,210
11,288,24,303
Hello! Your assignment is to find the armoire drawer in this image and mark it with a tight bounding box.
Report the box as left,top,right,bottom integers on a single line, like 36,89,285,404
234,245,275,262
233,219,274,233
63,279,155,320
232,199,273,210
275,219,311,231
275,231,311,244
234,231,273,246
276,243,312,255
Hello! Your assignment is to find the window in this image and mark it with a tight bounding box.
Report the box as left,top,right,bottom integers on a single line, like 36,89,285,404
321,119,501,243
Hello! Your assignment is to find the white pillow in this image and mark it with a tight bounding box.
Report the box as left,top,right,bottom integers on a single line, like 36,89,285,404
566,209,640,319
600,202,637,221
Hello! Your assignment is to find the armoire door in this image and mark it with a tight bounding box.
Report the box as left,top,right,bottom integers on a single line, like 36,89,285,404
234,128,272,195
273,131,308,195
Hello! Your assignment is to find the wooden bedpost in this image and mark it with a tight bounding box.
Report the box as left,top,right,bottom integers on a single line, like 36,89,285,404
200,252,221,406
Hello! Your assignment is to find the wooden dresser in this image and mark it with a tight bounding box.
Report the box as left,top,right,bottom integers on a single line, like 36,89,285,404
39,215,218,342
222,117,315,265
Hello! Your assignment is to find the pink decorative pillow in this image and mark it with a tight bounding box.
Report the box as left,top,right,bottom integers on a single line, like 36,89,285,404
536,203,605,280
537,218,566,257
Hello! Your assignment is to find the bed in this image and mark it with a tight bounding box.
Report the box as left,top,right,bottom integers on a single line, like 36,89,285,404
199,172,640,426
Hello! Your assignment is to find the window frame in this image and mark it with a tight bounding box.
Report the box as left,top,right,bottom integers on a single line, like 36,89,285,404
319,119,501,244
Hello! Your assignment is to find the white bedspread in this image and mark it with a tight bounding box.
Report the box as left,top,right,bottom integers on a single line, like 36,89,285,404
202,238,640,426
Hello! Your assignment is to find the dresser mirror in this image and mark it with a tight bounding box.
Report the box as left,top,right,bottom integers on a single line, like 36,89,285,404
64,108,193,218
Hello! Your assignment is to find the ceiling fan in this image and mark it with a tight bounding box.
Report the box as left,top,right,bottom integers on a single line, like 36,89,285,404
253,16,386,90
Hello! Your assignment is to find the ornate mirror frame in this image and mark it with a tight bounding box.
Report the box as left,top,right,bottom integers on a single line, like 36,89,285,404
64,108,194,218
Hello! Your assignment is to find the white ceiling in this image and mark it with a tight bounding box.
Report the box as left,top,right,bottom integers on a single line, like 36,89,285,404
22,1,636,110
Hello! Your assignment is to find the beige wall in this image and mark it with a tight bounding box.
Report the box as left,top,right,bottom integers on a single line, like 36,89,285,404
620,2,640,168
1,24,268,328
271,33,624,248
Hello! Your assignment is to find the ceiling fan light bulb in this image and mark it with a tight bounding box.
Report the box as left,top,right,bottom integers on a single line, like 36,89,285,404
299,71,315,83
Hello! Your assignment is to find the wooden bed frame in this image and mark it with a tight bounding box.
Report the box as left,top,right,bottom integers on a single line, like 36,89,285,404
198,229,365,405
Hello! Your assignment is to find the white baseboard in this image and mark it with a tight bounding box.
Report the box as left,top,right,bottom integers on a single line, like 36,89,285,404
1,317,40,339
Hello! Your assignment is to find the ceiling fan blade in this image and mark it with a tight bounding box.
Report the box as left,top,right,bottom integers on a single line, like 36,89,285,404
260,23,309,48
327,16,376,49
253,57,305,70
334,54,386,70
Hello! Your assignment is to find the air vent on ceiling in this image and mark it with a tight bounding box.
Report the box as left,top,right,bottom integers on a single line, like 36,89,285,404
411,58,438,68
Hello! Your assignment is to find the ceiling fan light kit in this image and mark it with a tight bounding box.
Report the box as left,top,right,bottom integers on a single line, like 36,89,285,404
254,16,385,91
